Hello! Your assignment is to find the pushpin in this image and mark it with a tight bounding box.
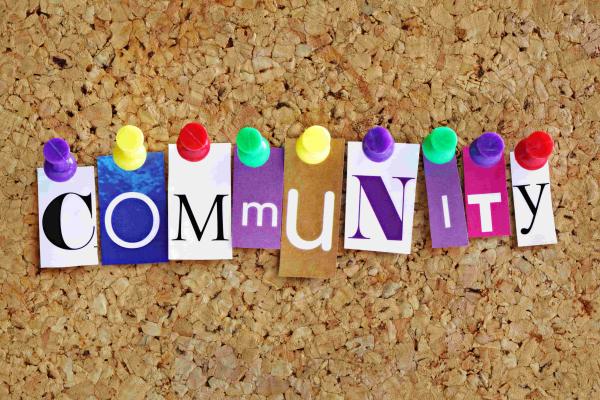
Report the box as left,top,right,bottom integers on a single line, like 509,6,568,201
296,125,331,165
422,126,457,164
43,138,77,182
113,125,147,171
514,131,553,170
469,132,504,167
362,126,394,162
236,126,270,168
177,122,211,162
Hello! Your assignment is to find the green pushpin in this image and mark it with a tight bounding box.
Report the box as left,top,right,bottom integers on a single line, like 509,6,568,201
236,126,270,168
422,126,458,164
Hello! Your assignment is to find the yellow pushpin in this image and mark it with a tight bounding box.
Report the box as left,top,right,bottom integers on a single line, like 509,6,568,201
296,125,331,164
113,125,147,171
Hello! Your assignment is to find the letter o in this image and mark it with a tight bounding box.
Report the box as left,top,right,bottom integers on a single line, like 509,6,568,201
105,192,160,249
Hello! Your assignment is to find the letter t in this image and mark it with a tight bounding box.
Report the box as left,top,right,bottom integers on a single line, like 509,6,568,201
467,193,501,232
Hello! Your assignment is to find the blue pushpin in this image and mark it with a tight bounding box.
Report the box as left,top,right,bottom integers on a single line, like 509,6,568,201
362,126,394,162
469,132,504,167
43,138,77,182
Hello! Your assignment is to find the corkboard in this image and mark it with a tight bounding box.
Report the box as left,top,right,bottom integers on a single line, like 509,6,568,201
1,1,599,399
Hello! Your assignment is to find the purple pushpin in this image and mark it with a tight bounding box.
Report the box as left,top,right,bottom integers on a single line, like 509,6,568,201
469,132,504,168
362,126,395,162
43,138,77,182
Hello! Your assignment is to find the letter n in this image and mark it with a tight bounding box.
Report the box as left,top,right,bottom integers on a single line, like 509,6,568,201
350,176,414,240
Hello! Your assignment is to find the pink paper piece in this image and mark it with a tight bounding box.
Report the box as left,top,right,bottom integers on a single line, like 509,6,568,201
462,146,511,238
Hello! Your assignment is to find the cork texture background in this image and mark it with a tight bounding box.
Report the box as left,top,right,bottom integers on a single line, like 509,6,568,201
1,0,599,399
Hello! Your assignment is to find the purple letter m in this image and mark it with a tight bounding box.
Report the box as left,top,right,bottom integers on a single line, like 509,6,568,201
350,175,414,240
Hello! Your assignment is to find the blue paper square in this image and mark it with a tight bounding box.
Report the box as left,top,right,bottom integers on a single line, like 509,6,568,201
98,152,168,265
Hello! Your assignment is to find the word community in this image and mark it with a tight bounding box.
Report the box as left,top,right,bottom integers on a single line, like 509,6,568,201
37,124,557,278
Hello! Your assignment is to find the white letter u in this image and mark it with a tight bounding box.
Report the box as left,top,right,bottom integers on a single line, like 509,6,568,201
285,189,334,251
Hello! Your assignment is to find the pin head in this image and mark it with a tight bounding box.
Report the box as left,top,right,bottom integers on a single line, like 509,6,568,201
296,125,331,165
236,127,270,168
177,122,211,162
113,125,147,171
469,132,504,167
515,131,553,170
422,126,457,164
43,138,77,182
362,126,394,162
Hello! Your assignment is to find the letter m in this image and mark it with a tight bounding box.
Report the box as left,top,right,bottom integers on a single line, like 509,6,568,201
173,194,228,241
242,202,278,227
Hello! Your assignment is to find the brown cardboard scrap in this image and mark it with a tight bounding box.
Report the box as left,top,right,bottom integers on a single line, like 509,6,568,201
279,138,345,278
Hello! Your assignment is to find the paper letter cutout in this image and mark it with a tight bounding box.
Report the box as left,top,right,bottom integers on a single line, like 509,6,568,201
286,189,335,251
423,157,469,248
242,202,277,227
37,166,99,268
467,193,501,232
168,143,232,260
105,192,161,248
98,152,168,265
509,152,557,246
344,142,420,254
441,196,451,228
232,147,284,249
172,194,227,241
279,138,344,278
462,147,511,237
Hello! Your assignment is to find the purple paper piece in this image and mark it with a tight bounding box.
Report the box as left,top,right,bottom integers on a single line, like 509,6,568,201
423,156,469,248
232,146,284,249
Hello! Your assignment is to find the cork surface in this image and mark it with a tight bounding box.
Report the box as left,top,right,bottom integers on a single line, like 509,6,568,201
1,1,599,399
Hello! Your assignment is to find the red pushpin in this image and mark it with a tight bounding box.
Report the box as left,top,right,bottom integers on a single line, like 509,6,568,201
514,131,553,170
177,122,210,162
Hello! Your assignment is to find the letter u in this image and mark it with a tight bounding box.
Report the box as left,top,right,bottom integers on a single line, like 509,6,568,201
285,189,335,251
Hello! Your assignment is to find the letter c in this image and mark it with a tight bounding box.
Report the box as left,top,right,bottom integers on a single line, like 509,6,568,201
42,192,95,250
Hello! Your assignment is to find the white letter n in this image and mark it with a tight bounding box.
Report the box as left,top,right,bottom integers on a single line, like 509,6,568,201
285,189,334,251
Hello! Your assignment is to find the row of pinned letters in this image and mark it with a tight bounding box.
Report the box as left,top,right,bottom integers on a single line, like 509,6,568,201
37,133,556,277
